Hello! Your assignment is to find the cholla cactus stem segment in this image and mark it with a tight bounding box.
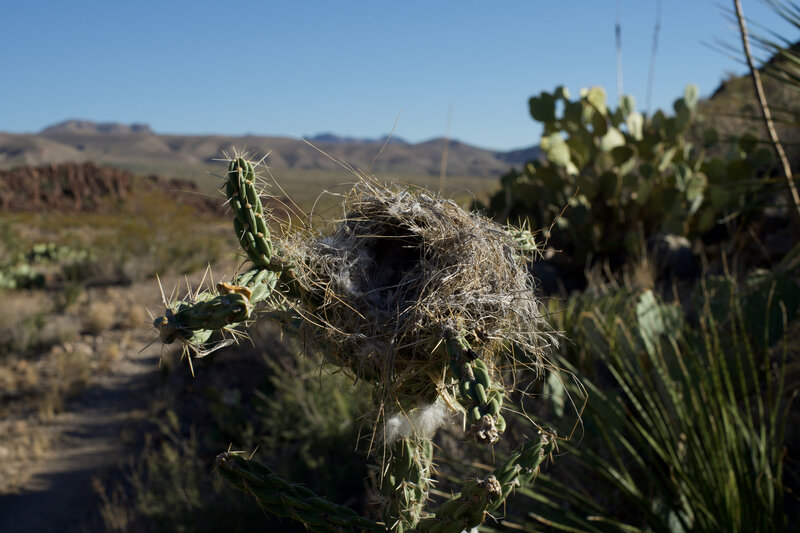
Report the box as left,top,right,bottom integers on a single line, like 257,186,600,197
153,267,279,349
445,337,506,443
226,157,274,268
155,291,251,344
415,432,556,533
216,452,384,532
380,437,434,532
153,157,285,351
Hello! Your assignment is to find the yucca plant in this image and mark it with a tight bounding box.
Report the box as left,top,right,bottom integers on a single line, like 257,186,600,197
497,276,796,532
151,155,559,532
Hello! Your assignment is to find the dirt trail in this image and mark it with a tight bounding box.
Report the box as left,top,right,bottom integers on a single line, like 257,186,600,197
0,287,165,533
0,162,229,531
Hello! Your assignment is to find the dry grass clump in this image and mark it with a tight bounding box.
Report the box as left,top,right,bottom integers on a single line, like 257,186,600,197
0,418,51,493
272,178,557,412
39,315,82,348
0,291,49,355
83,300,118,334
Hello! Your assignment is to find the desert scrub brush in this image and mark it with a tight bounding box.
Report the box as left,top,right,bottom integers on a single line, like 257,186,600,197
215,451,383,532
152,154,559,531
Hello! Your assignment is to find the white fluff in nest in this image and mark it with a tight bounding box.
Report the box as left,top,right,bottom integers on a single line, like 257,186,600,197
384,400,452,444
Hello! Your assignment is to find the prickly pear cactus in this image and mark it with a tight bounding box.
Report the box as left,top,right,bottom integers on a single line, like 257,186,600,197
152,155,557,531
480,84,775,268
0,243,93,289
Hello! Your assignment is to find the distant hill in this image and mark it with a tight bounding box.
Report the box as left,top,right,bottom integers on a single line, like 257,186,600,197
40,120,153,135
694,44,800,169
306,132,409,145
0,121,539,182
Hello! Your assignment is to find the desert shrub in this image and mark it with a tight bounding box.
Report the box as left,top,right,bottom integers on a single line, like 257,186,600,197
0,292,49,356
115,411,274,533
101,319,371,532
1,189,229,290
0,218,24,265
82,301,118,335
0,292,80,357
90,191,229,282
38,315,82,351
251,324,373,502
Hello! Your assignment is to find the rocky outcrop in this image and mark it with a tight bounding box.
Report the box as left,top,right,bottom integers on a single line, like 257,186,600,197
0,162,219,214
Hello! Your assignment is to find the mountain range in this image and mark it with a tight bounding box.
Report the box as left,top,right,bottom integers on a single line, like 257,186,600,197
0,120,539,182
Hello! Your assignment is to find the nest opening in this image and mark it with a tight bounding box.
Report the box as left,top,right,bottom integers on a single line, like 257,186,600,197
359,220,424,302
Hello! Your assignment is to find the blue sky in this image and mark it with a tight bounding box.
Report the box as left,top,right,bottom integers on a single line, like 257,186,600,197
2,1,796,151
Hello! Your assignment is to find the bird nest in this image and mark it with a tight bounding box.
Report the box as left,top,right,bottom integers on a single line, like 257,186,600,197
272,178,556,412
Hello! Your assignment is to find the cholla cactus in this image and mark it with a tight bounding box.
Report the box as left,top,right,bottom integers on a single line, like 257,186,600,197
152,156,558,531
